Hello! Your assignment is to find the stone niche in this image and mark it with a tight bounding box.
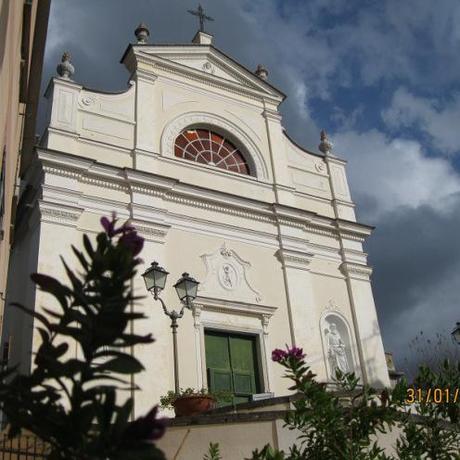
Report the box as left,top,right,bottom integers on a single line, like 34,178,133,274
320,311,355,380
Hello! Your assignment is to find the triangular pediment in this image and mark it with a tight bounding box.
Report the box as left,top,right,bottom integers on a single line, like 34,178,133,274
126,44,285,102
168,54,243,84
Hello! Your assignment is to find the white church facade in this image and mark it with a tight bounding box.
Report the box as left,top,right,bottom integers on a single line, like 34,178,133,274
2,25,390,416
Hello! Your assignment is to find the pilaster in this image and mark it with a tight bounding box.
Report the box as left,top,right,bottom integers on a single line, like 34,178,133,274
276,245,315,348
133,67,159,160
322,140,390,387
262,102,295,206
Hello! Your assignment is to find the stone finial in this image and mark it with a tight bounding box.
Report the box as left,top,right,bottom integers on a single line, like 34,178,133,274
56,52,75,80
255,64,268,80
319,129,333,155
135,22,150,44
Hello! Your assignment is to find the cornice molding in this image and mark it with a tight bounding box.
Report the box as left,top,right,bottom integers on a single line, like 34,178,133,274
134,68,158,84
128,219,170,244
194,296,277,318
262,108,282,122
340,262,373,281
276,248,314,271
39,201,83,227
34,148,374,244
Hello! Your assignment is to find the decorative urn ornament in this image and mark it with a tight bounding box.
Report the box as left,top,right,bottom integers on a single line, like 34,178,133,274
135,22,150,43
255,64,269,80
319,129,333,155
56,52,75,80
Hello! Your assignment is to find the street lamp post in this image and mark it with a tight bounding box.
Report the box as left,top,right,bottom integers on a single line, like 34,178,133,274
142,262,199,394
452,322,460,345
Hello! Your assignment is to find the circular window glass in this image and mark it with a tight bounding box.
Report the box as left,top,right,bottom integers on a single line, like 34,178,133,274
174,129,250,175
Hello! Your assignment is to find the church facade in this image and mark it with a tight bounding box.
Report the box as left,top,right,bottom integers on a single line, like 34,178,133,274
2,26,390,416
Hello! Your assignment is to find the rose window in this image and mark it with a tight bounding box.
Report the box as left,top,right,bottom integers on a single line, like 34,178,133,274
174,129,250,175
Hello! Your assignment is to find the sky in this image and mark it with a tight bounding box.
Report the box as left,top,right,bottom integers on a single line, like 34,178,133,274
39,0,460,370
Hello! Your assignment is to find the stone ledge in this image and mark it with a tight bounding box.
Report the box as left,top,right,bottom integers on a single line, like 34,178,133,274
205,394,297,415
165,409,289,427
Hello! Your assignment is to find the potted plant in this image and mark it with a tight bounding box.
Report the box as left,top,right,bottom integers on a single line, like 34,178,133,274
160,388,231,417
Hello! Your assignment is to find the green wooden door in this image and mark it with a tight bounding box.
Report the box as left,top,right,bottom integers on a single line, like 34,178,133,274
205,331,260,405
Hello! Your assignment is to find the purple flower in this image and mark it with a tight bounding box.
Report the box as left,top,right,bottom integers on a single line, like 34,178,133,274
119,230,144,256
272,345,306,363
121,406,166,442
100,213,145,256
101,214,117,237
288,346,305,360
272,348,288,362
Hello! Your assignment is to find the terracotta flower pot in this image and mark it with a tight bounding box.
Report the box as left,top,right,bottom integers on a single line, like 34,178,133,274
173,395,216,417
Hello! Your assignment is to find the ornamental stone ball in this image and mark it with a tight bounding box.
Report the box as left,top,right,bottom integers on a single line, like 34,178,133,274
255,64,269,80
135,22,150,44
56,52,74,80
319,129,333,155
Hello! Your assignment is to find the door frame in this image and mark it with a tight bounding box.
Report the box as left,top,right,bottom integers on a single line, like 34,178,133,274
204,328,263,398
192,297,276,394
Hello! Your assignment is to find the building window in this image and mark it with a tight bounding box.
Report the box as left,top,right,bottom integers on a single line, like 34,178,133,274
204,330,261,404
174,129,251,175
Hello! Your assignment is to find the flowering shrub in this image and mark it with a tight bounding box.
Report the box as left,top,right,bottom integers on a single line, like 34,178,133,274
271,345,306,363
394,359,460,459
0,214,165,460
246,347,460,460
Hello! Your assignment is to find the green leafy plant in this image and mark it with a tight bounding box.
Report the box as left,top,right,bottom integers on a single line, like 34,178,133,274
203,442,222,460
247,346,398,460
160,387,232,410
403,330,460,381
393,359,460,459
246,347,460,460
0,214,166,460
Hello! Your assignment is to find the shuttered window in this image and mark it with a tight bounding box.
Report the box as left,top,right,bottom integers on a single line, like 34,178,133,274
205,330,260,404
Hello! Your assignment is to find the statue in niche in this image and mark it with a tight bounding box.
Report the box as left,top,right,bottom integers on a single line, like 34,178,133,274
326,322,350,374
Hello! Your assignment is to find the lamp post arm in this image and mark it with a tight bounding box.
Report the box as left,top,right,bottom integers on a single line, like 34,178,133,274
155,294,170,317
151,292,186,321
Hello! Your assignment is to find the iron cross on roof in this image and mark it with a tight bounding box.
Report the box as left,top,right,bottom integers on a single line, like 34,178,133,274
188,4,214,33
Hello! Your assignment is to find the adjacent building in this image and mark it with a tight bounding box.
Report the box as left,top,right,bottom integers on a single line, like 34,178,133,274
0,0,50,345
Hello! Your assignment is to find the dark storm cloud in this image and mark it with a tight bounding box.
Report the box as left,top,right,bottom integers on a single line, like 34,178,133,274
369,199,460,316
366,197,460,349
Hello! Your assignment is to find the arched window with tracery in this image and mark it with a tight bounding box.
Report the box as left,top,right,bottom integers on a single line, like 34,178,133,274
174,128,251,176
